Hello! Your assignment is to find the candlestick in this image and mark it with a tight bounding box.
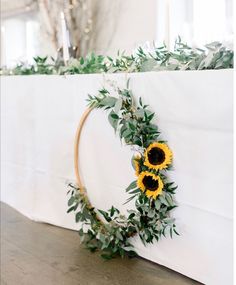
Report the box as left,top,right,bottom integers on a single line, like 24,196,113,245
60,11,70,64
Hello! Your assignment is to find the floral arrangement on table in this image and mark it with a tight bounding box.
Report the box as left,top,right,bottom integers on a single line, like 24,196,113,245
0,39,233,76
67,81,178,259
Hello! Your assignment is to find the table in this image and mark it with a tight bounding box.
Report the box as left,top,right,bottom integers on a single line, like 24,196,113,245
1,70,233,284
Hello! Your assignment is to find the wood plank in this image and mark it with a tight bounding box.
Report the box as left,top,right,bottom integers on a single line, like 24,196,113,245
1,203,201,285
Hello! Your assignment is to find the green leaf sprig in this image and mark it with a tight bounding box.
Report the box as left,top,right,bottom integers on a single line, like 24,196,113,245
1,39,233,76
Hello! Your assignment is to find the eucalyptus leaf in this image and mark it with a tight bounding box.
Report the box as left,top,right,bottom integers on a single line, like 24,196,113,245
116,231,123,240
134,109,145,118
100,97,117,107
126,181,137,192
108,110,119,131
114,98,123,113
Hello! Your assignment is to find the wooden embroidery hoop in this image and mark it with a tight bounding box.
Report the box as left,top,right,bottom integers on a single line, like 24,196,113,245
73,106,138,234
74,107,93,194
73,107,104,222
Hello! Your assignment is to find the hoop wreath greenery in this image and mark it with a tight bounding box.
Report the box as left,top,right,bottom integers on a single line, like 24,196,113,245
67,81,178,259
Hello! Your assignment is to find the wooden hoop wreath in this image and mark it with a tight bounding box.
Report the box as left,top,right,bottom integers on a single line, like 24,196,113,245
68,87,178,258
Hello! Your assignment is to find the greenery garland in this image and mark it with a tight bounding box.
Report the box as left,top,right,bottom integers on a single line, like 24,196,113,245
1,39,233,76
67,80,178,259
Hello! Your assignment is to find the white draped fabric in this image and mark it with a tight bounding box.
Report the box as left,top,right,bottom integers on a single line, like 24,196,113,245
1,70,233,285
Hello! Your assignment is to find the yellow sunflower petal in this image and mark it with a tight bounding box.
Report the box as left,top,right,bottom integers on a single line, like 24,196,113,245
132,153,142,176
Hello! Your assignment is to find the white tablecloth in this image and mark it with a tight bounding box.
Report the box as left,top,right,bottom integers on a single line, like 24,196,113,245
1,70,233,285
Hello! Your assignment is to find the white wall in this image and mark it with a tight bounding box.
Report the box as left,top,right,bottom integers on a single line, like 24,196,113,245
94,0,157,55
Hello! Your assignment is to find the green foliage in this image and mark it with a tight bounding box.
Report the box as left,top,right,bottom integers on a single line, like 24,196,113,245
1,39,233,76
67,180,177,259
67,184,137,259
5,56,55,75
58,53,108,75
87,86,160,149
67,84,179,259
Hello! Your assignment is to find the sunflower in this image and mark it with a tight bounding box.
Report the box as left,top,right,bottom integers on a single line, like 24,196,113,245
137,171,163,199
132,153,142,176
144,142,172,170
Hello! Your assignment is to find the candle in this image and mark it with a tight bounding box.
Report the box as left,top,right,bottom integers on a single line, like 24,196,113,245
66,29,71,48
60,11,69,64
165,0,170,50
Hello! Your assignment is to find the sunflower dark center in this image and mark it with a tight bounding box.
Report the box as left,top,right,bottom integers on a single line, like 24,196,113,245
148,147,165,165
142,176,159,191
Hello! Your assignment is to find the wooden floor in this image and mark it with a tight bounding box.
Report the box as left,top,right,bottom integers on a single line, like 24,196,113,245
1,203,201,285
